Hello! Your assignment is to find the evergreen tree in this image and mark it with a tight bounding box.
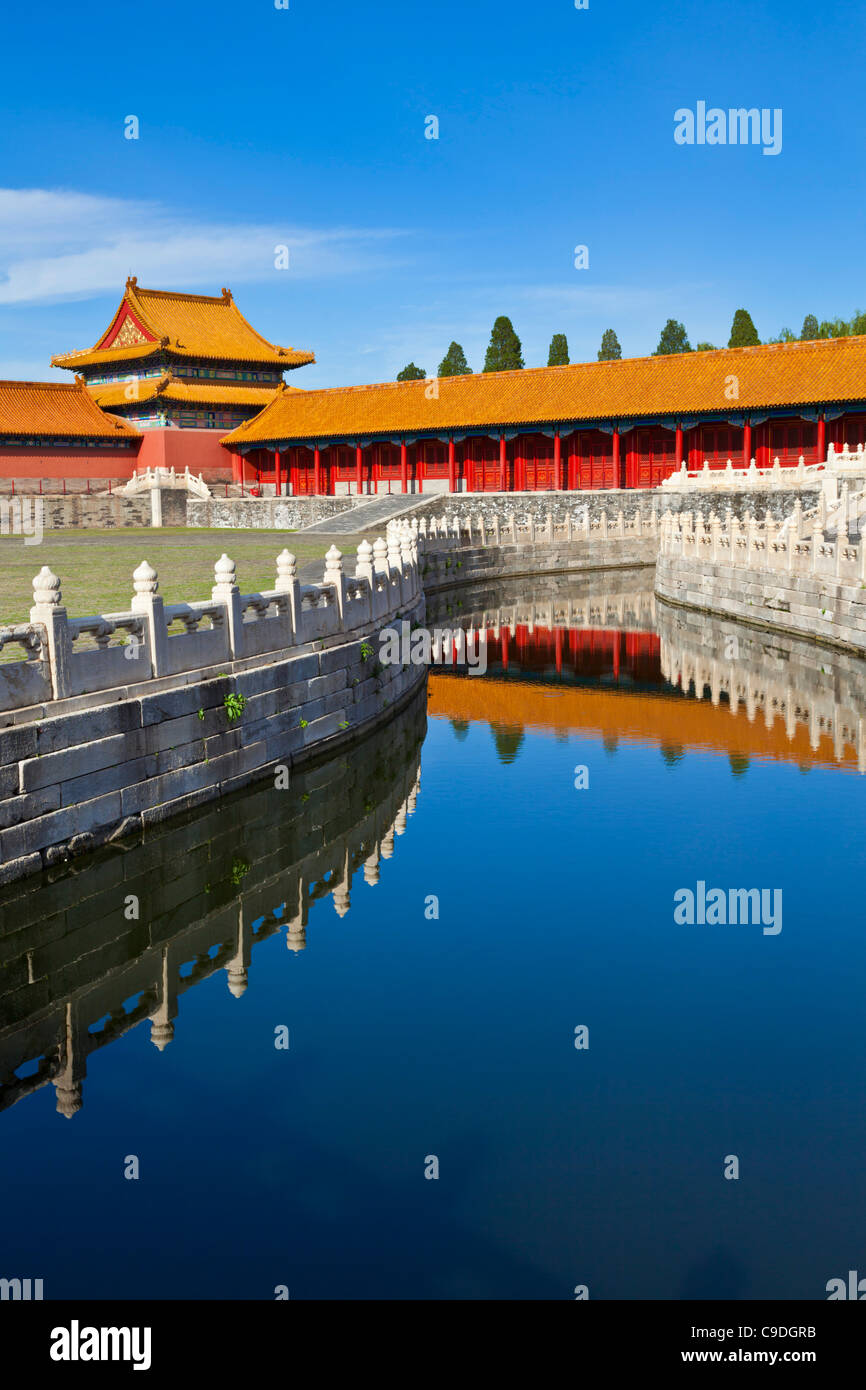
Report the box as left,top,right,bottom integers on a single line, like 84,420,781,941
483,316,524,372
800,314,819,341
547,333,569,366
728,308,760,348
438,342,470,377
850,310,866,336
654,320,691,355
695,341,718,351
597,328,622,361
766,328,796,344
818,317,850,339
396,362,426,381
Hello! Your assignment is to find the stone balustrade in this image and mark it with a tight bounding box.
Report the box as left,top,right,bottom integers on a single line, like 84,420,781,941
0,520,422,715
122,465,212,498
392,506,659,548
660,456,825,491
657,503,866,583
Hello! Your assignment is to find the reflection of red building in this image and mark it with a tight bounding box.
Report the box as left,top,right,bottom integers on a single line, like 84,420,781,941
224,335,866,495
429,640,859,774
480,624,661,685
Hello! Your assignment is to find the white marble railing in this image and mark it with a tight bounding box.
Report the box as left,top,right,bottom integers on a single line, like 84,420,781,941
122,465,212,498
658,503,866,583
0,521,422,712
392,507,659,547
660,456,824,491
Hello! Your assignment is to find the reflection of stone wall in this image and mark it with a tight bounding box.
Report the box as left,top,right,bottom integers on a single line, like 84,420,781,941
427,570,657,634
0,691,427,1120
656,599,866,771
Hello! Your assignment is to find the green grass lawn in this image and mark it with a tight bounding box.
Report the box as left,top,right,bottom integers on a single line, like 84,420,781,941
0,527,373,623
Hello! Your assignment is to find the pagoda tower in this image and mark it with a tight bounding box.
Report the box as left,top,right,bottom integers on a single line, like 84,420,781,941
51,278,314,481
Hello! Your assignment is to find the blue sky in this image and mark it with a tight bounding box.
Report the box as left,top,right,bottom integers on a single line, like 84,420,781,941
0,0,863,388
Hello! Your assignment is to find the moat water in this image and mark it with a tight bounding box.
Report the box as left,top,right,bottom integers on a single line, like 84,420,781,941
2,567,865,1300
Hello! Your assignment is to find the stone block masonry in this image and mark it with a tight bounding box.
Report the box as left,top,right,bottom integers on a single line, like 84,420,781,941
0,524,426,886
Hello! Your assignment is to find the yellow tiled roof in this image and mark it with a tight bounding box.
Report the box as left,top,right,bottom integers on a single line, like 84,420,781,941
87,374,288,410
223,336,866,446
0,378,140,438
52,279,316,370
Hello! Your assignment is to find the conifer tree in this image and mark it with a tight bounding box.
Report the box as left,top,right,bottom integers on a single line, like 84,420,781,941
728,308,760,348
800,314,819,341
547,333,569,366
483,317,524,372
438,342,470,377
654,320,691,355
597,328,622,361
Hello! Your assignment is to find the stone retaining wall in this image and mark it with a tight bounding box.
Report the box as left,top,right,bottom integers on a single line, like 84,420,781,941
0,616,425,887
655,552,866,654
422,536,657,594
0,527,427,886
186,496,357,529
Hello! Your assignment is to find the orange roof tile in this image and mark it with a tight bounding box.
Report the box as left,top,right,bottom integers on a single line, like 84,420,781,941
0,379,140,439
87,374,289,411
223,336,866,446
52,279,315,371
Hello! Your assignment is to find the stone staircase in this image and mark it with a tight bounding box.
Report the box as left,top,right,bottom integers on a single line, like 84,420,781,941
298,493,430,534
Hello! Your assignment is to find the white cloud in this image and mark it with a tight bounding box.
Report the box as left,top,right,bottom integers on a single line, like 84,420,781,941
0,188,408,305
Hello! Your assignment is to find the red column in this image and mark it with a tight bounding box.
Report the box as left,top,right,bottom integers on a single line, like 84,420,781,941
356,444,363,495
501,627,509,670
554,431,562,489
499,434,508,491
743,420,752,468
675,424,684,469
313,446,321,493
274,450,282,497
612,429,621,488
816,414,826,464
400,440,408,494
448,438,456,492
555,627,563,674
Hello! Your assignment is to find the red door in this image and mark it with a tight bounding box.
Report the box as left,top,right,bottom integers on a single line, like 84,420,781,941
700,425,744,468
465,437,501,491
520,433,555,490
768,419,817,465
575,431,613,489
634,428,676,487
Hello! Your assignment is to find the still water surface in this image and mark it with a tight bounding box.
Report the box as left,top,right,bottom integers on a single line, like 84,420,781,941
1,570,864,1299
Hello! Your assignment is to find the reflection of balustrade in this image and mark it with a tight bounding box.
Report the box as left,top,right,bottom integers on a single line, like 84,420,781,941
0,521,422,713
657,605,866,773
0,706,425,1120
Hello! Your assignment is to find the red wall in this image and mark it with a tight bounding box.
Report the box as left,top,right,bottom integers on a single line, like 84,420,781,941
0,442,140,481
135,428,233,483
